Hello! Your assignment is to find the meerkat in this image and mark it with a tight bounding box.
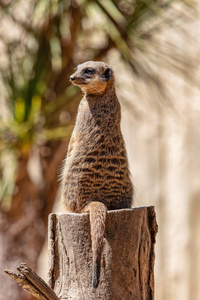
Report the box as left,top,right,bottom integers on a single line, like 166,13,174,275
61,61,133,288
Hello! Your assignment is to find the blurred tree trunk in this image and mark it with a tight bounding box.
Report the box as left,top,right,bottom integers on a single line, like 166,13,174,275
0,141,66,300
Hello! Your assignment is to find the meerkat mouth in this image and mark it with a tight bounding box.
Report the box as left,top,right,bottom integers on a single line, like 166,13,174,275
70,78,88,85
73,81,88,85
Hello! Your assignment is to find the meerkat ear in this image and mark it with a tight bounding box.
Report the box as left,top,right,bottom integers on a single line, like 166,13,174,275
103,68,113,81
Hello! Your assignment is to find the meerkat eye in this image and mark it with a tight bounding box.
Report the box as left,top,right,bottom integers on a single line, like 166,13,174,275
84,68,95,75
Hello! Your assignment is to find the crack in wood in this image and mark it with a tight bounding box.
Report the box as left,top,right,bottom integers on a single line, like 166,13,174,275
4,207,157,300
5,263,59,300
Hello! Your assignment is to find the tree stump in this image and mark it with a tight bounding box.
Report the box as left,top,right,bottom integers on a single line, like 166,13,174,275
48,207,157,300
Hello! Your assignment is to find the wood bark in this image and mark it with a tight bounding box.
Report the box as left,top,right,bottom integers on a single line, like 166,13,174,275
5,207,157,299
4,263,59,300
48,206,157,300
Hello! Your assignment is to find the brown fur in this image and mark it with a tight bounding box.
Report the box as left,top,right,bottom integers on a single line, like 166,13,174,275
61,61,133,288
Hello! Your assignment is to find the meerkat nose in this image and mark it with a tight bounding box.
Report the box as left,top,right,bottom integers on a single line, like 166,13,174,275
70,75,75,81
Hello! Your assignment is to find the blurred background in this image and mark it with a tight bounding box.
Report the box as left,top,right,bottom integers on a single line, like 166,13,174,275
0,0,199,299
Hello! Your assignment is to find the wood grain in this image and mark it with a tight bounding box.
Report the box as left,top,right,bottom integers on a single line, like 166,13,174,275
48,207,158,300
4,263,59,300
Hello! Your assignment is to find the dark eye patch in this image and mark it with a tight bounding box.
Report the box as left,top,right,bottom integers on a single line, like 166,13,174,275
83,68,95,75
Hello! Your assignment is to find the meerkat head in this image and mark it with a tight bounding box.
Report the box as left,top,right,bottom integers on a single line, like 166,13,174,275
70,61,114,95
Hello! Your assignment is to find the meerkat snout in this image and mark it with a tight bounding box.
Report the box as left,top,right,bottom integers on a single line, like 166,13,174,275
70,75,75,81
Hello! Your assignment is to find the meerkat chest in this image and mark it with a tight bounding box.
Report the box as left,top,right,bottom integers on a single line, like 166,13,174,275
64,94,129,181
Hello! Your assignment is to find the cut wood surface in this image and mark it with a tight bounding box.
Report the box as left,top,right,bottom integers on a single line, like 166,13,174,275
48,206,158,300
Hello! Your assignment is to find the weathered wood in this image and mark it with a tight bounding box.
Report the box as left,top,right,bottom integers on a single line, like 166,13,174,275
4,207,157,299
4,263,59,300
48,206,158,300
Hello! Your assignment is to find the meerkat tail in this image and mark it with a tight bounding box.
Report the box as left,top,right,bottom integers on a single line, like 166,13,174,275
84,201,107,288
